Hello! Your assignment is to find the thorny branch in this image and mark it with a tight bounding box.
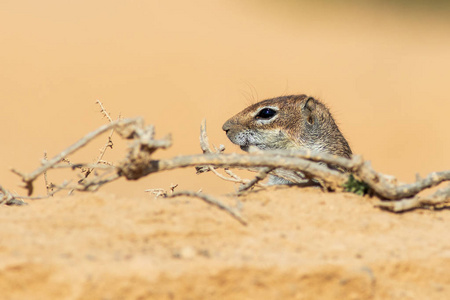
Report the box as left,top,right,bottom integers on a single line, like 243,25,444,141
69,100,120,194
6,116,450,219
11,117,140,195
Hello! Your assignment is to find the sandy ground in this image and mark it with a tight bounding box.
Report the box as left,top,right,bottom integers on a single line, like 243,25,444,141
1,0,450,299
1,189,450,299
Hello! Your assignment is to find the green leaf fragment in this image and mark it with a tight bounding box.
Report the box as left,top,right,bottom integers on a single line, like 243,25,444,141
343,174,370,196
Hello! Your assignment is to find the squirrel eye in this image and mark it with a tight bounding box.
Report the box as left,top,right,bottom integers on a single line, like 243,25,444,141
256,108,277,119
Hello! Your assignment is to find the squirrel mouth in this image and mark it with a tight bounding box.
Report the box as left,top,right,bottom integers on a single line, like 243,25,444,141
240,144,262,152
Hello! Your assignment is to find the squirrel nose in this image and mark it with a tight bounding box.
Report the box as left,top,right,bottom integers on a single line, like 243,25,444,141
222,121,231,133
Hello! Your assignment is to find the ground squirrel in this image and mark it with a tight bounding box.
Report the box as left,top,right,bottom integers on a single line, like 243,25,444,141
222,94,352,184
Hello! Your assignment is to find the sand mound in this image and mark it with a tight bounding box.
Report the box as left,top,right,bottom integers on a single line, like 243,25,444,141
1,188,449,299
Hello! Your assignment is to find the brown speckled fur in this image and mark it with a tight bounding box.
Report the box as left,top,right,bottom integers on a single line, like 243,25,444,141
222,94,352,158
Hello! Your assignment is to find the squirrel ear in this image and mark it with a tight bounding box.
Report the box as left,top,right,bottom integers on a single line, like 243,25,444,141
302,97,316,124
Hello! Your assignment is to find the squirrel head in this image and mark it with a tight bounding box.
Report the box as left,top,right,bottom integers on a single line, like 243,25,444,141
222,94,352,158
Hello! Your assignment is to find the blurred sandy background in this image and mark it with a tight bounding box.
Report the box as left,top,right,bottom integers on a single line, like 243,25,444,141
2,2,450,299
1,0,450,198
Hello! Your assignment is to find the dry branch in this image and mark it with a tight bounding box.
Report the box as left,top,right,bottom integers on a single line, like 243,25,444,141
119,152,349,190
377,184,450,212
252,148,362,171
354,161,450,200
9,115,449,214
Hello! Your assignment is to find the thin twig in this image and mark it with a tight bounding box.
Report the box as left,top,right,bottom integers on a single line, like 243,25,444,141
145,184,179,199
70,101,118,195
145,188,168,198
78,101,116,183
13,181,72,200
196,119,217,174
239,167,274,192
169,191,247,226
96,99,113,123
45,163,116,170
43,151,52,196
209,167,249,184
224,169,243,181
75,172,121,192
199,119,213,154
